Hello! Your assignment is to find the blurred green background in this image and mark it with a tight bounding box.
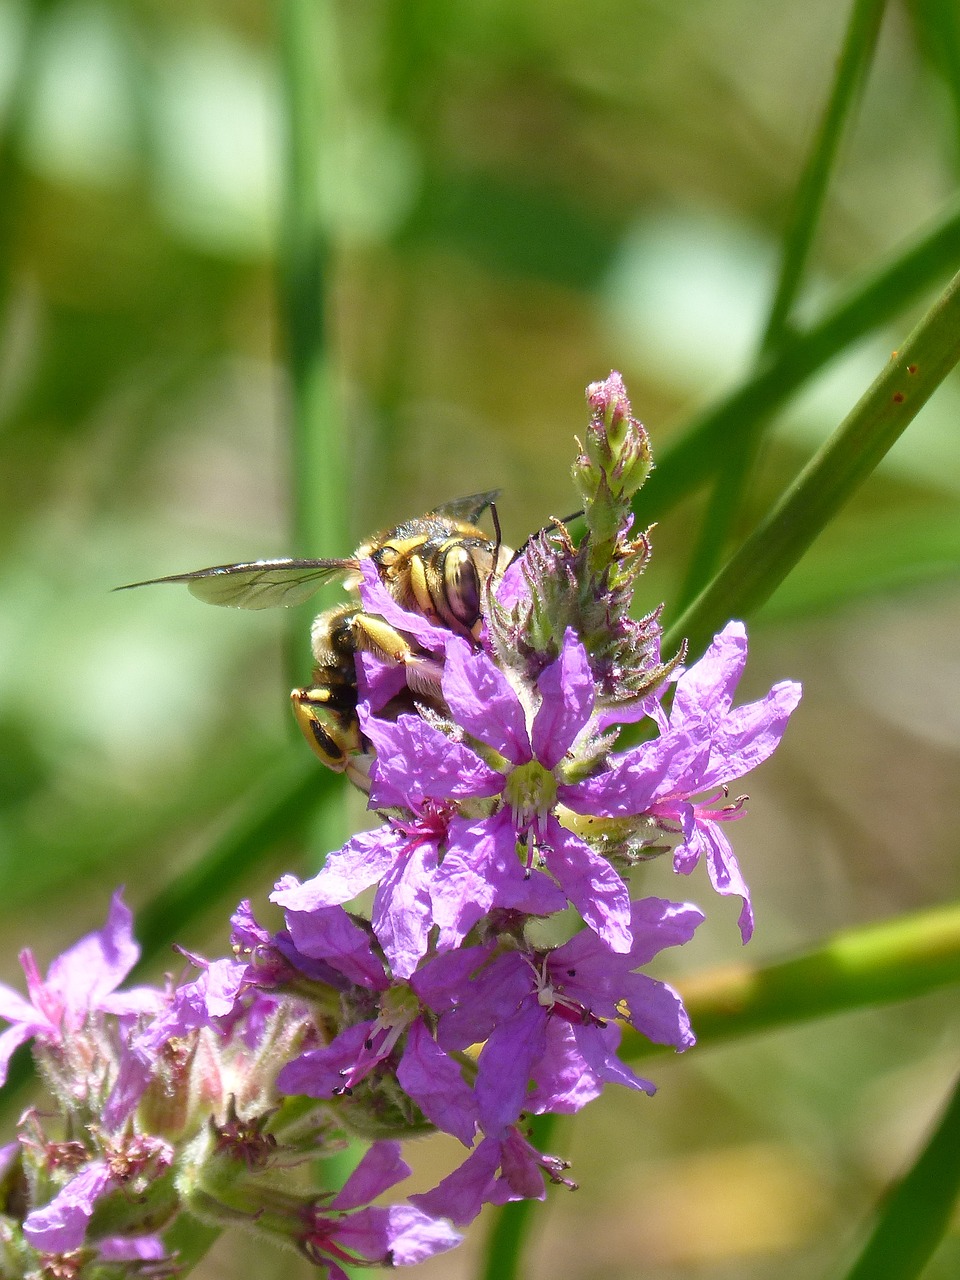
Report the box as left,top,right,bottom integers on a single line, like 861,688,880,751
0,0,958,1276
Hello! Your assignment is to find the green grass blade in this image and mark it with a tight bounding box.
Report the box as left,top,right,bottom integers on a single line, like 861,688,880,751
909,0,960,163
760,0,888,351
757,505,960,622
632,198,960,527
621,901,960,1061
839,1070,960,1280
663,264,960,659
680,0,888,601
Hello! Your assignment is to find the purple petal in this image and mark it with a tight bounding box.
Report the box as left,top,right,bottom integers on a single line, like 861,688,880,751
618,971,695,1049
545,819,632,952
573,1019,657,1092
278,1023,374,1098
0,981,48,1028
284,905,387,990
24,1162,113,1252
97,1236,167,1262
627,897,705,965
701,679,803,787
324,1205,392,1266
361,708,503,809
331,1140,411,1210
436,952,532,1053
379,1204,462,1265
0,1018,44,1089
372,838,438,979
98,985,165,1019
491,553,530,611
230,899,271,950
545,934,627,1020
272,830,400,912
47,890,139,1025
475,1003,545,1134
410,944,494,1015
410,1138,503,1226
496,1127,551,1203
103,1048,154,1131
175,958,248,1022
432,812,566,951
397,1020,478,1146
531,630,594,769
673,621,747,726
0,1142,18,1180
442,636,531,764
356,648,409,712
559,730,689,818
526,1019,605,1114
358,559,448,652
701,820,754,943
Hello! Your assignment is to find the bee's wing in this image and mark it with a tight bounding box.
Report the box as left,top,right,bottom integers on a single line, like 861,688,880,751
115,559,359,609
428,491,500,525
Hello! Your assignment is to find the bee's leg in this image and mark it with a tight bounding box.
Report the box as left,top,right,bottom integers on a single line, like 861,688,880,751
290,685,361,772
352,615,444,694
352,615,418,663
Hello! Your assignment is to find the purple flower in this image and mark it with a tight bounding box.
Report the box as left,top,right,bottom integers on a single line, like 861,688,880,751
97,1235,168,1263
411,1125,574,1227
366,629,632,952
638,622,802,941
0,890,160,1086
272,802,455,980
364,628,688,954
435,898,702,1135
299,1140,461,1275
276,907,479,1147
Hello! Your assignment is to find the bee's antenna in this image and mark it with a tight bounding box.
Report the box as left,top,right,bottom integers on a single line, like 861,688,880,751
490,501,503,573
507,509,584,568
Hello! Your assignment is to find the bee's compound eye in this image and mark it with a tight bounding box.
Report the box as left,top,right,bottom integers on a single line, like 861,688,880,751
373,544,399,571
442,545,481,627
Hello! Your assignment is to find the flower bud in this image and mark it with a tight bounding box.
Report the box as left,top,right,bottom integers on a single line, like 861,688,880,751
584,370,653,501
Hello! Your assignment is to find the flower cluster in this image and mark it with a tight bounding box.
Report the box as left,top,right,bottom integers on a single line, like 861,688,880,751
0,374,800,1277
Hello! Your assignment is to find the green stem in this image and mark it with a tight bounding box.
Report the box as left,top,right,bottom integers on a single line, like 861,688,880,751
632,197,960,527
277,9,361,1263
621,901,960,1061
838,1071,960,1280
479,1114,560,1280
664,264,960,660
679,0,887,602
278,0,348,666
156,1215,223,1272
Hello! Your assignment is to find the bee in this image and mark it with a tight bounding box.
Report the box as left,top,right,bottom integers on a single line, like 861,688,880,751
117,493,510,779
